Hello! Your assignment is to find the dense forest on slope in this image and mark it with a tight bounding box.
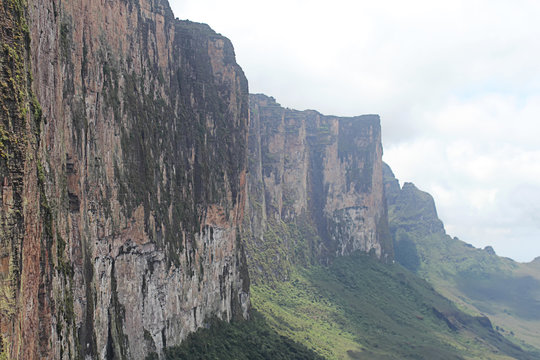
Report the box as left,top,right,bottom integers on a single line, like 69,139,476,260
164,311,324,360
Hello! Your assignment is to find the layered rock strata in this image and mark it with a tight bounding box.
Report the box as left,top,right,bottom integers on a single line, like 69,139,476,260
244,94,392,282
0,0,249,359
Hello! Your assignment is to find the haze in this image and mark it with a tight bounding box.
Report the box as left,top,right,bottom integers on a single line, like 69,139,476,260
169,0,540,262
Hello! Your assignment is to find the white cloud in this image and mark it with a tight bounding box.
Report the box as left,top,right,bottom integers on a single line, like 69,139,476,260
384,94,540,261
168,0,540,261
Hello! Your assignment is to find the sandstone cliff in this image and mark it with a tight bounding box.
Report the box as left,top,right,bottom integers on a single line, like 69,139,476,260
0,0,249,359
244,94,392,282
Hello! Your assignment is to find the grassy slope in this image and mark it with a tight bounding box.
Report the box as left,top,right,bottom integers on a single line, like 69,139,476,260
385,177,540,352
401,231,540,352
252,254,536,360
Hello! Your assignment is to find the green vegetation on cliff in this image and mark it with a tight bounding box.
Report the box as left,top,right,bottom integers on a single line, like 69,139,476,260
0,0,60,357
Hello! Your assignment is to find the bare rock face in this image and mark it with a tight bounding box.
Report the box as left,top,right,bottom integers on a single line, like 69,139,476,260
0,0,249,359
244,94,392,282
383,162,401,206
384,169,446,237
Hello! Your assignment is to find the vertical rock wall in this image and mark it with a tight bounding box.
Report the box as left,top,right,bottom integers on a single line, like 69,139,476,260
245,94,392,282
0,1,46,358
0,0,250,359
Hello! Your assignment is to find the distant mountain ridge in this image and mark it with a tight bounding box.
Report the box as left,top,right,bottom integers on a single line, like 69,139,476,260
383,161,540,352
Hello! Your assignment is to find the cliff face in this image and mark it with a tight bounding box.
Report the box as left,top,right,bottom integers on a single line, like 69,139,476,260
244,94,392,282
0,0,249,359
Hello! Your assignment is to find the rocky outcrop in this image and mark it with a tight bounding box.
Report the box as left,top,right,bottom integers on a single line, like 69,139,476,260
244,94,392,282
382,162,400,205
383,164,540,353
1,0,249,359
383,163,444,271
383,164,444,237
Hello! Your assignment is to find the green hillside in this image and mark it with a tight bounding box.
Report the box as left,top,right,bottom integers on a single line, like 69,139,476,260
164,251,538,359
251,254,536,360
383,163,540,352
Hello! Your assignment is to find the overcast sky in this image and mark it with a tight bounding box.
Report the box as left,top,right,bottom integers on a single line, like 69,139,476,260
169,0,540,262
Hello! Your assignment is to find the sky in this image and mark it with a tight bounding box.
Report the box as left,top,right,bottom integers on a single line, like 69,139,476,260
169,0,540,262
